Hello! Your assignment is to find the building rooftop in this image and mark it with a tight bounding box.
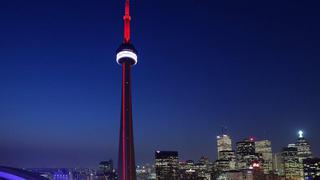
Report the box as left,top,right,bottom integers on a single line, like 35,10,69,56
0,166,48,180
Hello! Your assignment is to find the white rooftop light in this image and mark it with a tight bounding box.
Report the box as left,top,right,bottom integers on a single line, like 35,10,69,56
298,130,304,138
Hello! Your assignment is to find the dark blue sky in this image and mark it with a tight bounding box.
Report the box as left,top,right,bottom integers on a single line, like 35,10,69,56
0,0,319,168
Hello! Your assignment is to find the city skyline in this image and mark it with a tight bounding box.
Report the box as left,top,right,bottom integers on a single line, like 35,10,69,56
0,0,320,168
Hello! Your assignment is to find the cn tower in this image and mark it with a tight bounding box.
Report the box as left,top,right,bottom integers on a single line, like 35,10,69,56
116,0,137,180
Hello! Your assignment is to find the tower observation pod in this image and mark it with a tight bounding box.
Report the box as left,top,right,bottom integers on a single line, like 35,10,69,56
116,0,138,180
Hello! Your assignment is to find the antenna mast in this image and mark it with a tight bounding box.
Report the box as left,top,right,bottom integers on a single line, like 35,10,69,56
123,0,131,43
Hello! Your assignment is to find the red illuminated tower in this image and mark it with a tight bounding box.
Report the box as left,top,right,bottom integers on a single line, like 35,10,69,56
116,0,137,180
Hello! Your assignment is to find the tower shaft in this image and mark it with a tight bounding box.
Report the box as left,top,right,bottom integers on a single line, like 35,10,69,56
118,61,136,180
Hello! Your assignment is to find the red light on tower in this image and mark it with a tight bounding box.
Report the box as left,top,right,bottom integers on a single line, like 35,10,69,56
123,0,131,43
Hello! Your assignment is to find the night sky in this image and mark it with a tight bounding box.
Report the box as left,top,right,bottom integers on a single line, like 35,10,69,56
0,0,319,168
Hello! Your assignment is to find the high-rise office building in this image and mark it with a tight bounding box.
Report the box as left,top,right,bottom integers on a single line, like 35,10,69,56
236,138,260,170
179,159,212,180
96,160,116,180
194,161,212,180
236,138,255,158
155,151,179,180
136,164,156,180
255,140,273,174
273,152,284,176
303,158,320,179
295,130,312,162
217,135,232,159
199,156,210,166
179,160,200,180
215,150,236,172
116,0,138,180
179,160,195,173
281,145,303,180
216,134,235,172
99,160,114,173
219,150,236,162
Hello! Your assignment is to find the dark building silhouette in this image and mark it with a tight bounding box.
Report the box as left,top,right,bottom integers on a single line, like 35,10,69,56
96,160,116,180
236,138,261,170
236,138,255,157
155,151,179,180
303,158,320,179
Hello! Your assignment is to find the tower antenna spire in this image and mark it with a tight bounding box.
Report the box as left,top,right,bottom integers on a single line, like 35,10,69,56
124,0,131,43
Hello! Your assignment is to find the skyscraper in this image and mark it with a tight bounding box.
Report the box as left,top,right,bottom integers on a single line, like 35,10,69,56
155,151,179,180
255,140,273,174
215,150,236,172
303,158,320,179
96,160,116,180
99,160,114,174
215,134,236,172
295,130,312,162
280,145,303,179
236,138,261,170
217,135,232,159
273,152,284,176
116,0,138,180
